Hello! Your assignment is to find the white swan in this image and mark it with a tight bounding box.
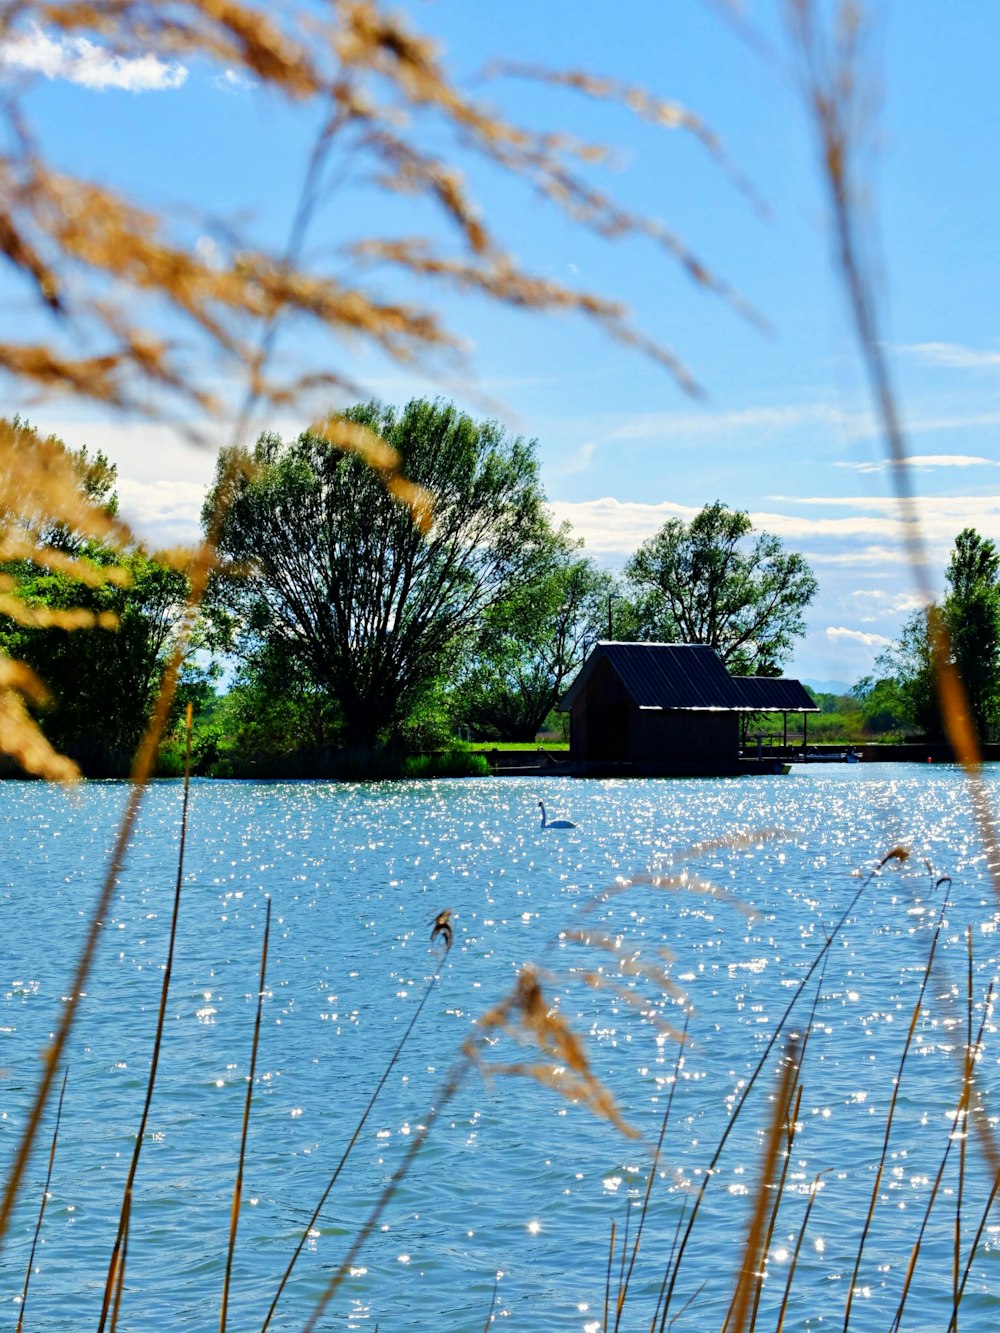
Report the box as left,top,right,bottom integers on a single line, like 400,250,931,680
538,800,576,829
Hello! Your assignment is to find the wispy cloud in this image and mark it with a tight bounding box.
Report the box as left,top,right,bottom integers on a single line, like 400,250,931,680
116,479,206,546
834,453,996,474
551,398,1000,479
0,23,186,92
902,341,1000,370
825,626,893,650
213,67,255,94
550,403,870,476
849,589,925,617
547,497,696,554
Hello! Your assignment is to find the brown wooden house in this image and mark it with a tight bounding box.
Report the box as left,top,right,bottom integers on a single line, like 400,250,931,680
558,642,818,775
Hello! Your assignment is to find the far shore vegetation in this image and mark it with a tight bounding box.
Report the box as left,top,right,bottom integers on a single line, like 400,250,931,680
2,409,996,779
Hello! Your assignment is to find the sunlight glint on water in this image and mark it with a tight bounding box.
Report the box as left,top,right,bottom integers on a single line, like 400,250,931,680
2,765,1000,1330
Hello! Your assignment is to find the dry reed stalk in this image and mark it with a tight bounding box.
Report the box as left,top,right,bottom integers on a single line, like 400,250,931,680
467,964,639,1137
889,970,993,1332
788,0,1000,892
774,1176,822,1333
747,1083,805,1331
481,1271,500,1332
259,928,452,1333
843,879,953,1331
613,1011,691,1331
95,703,194,1332
955,927,974,1311
299,1053,469,1333
733,954,825,1333
649,1200,689,1333
604,1219,617,1333
220,893,271,1332
14,1069,66,1333
0,0,759,1249
0,0,757,421
725,1037,801,1333
949,1161,1000,1332
0,710,171,1244
657,852,889,1327
0,418,136,783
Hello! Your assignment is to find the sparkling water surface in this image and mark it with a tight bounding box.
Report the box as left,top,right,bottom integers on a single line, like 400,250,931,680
3,765,1000,1330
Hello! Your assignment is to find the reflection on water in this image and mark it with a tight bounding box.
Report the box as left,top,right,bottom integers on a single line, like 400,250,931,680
1,765,999,1330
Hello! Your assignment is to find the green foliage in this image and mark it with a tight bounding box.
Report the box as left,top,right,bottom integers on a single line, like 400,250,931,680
0,549,191,759
206,397,555,753
624,500,818,674
851,675,910,736
453,543,615,741
401,750,490,778
873,528,1000,742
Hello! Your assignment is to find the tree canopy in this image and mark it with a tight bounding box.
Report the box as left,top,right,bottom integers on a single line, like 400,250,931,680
207,398,556,751
624,501,818,675
453,545,615,742
0,424,196,767
875,527,1000,742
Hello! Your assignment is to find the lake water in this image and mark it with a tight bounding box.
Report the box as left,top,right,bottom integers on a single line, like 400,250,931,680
3,765,1000,1330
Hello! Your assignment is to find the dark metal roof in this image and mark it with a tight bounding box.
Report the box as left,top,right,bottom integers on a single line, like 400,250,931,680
732,676,820,713
558,642,820,713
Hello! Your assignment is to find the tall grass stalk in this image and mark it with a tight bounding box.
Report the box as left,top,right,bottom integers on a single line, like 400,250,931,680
221,894,272,1333
613,1011,690,1331
955,925,975,1311
658,853,888,1327
482,1271,500,1331
15,1069,66,1333
889,970,993,1331
949,1160,1000,1331
259,936,452,1332
97,704,195,1333
0,738,165,1245
648,1199,689,1332
774,1176,822,1333
603,1219,616,1333
301,1056,470,1333
725,1037,800,1333
744,959,831,1332
789,0,1000,888
842,879,952,1330
747,1084,805,1332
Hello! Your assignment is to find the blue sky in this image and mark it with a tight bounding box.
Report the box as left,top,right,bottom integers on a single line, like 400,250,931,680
4,2,1000,687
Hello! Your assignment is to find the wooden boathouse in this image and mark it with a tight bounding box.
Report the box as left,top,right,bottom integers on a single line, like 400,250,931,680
557,642,819,775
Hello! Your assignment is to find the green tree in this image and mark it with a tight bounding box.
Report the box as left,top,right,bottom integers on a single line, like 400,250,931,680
944,528,1000,740
624,501,818,674
880,529,1000,743
454,547,615,741
0,551,192,758
872,607,941,739
0,426,197,762
206,398,554,752
851,675,909,736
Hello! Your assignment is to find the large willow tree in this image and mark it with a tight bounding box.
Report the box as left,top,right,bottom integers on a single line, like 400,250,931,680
207,397,556,750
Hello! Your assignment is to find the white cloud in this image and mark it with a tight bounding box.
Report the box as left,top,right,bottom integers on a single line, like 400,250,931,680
213,67,256,94
0,23,186,92
902,341,1000,370
547,497,696,554
116,479,206,547
835,453,996,474
825,626,893,650
849,589,925,616
551,403,870,476
799,544,915,568
551,398,1000,480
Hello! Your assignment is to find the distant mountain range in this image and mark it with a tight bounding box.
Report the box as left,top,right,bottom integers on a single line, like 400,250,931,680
804,678,853,696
